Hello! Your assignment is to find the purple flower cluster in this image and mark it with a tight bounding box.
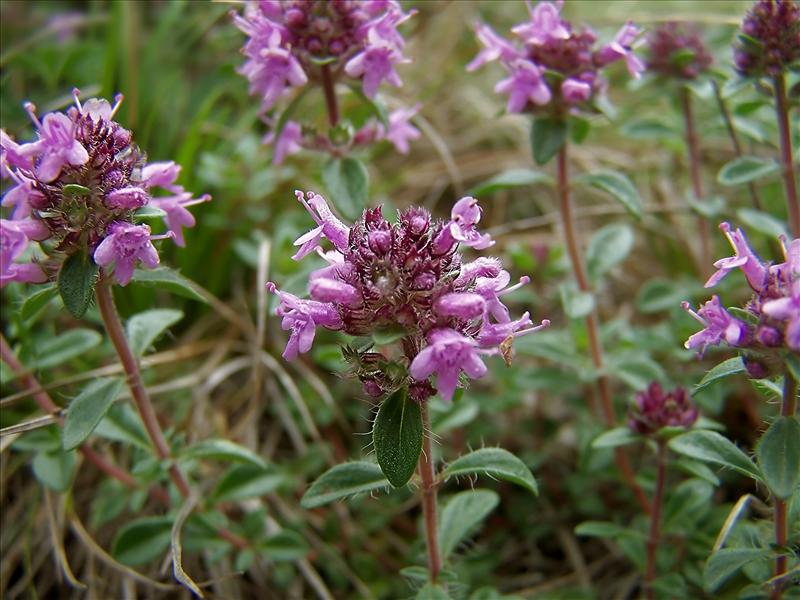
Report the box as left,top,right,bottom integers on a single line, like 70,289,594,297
628,381,698,436
735,0,800,77
469,1,644,114
232,0,414,111
268,191,549,402
682,222,800,370
646,22,713,80
0,90,208,287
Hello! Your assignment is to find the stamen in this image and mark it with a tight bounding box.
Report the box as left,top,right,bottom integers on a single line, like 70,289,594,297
499,275,531,296
150,231,175,242
295,190,321,225
181,194,212,208
681,301,706,325
72,88,82,111
23,102,41,129
110,94,124,118
513,319,551,338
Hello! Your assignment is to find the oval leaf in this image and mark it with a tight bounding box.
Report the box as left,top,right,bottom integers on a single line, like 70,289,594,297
439,489,499,559
755,416,800,500
373,390,423,488
704,548,772,592
58,250,99,319
592,427,640,449
21,285,59,322
717,156,781,186
181,439,266,469
586,223,634,281
62,378,125,450
735,208,789,238
259,530,308,561
530,116,568,166
694,357,745,393
468,168,553,196
301,461,390,508
32,448,76,492
112,516,173,566
211,464,284,503
442,448,538,495
126,308,183,357
322,157,369,220
32,328,102,370
668,430,762,482
578,170,642,218
559,284,595,319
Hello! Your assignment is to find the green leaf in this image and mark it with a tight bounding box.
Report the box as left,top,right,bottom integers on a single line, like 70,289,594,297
468,168,553,197
211,464,284,503
58,250,99,319
371,325,407,346
21,285,59,322
301,461,390,508
704,548,772,592
620,118,677,140
62,378,125,450
373,389,423,488
636,279,690,314
347,83,390,128
569,116,591,144
578,170,642,218
93,404,151,451
259,530,308,561
439,489,499,559
32,328,102,369
132,205,167,219
559,283,595,319
694,357,745,393
442,448,538,495
673,458,720,486
669,431,762,482
592,427,640,449
112,516,173,566
62,183,91,196
613,356,666,391
32,448,76,492
416,584,452,600
181,439,267,469
755,417,800,499
735,208,789,238
273,86,311,142
586,223,634,281
530,116,568,165
717,156,781,186
322,157,369,220
126,308,183,357
130,267,206,303
575,521,640,539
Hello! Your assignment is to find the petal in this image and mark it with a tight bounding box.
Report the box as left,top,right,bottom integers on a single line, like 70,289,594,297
462,352,488,379
409,345,438,380
436,368,459,402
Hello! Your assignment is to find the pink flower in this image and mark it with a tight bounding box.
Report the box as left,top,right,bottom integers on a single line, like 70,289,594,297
561,78,592,104
409,328,496,402
762,280,800,351
597,21,645,79
494,60,552,113
106,186,150,210
267,282,342,360
468,23,522,71
292,190,350,260
629,382,698,435
345,40,407,99
0,219,47,286
433,196,495,253
30,111,90,182
141,161,182,192
93,222,162,286
383,106,421,154
264,120,303,165
682,296,750,355
149,190,210,247
705,222,769,292
512,1,570,46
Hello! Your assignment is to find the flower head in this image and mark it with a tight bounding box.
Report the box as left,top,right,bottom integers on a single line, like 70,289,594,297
470,2,643,113
0,89,208,287
268,191,548,401
0,219,47,286
683,296,750,354
705,222,769,292
628,382,698,436
646,22,713,80
735,0,800,77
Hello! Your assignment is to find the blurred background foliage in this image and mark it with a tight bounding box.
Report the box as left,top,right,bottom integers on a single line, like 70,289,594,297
1,1,796,598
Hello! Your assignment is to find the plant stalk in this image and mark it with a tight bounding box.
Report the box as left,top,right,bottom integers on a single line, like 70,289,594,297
418,401,442,583
680,85,712,273
772,371,798,599
773,74,800,237
556,146,651,515
95,274,191,498
320,64,340,128
645,440,667,600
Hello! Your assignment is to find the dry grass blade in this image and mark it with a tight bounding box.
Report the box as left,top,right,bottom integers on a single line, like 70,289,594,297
713,493,753,551
44,489,86,590
0,414,61,437
171,491,204,598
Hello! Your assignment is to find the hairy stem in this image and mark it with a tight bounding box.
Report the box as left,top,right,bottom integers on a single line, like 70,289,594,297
645,441,667,600
773,74,800,237
556,146,651,515
95,274,191,498
680,85,712,273
320,64,340,128
772,372,798,599
418,402,441,582
711,80,763,211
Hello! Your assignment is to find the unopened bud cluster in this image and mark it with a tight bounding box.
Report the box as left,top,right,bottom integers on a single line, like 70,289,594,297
646,22,713,80
735,0,800,77
268,192,549,402
628,382,698,436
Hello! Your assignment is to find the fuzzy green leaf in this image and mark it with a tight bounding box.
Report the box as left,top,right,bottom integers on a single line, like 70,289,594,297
530,116,567,165
112,516,173,566
439,489,499,559
21,285,59,322
181,439,267,469
32,448,76,492
62,378,124,450
755,416,800,499
58,250,99,318
131,267,206,303
586,223,635,281
669,430,761,482
32,329,102,370
694,357,745,393
578,170,642,218
301,461,390,508
442,448,538,495
468,168,553,196
717,156,781,186
322,157,369,220
373,389,423,488
704,548,772,592
126,308,183,357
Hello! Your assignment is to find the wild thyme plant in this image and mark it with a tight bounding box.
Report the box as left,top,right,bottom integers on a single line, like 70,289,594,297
270,190,547,589
469,0,651,512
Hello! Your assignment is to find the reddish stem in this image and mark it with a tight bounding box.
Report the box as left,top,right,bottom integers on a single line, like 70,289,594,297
773,74,800,237
320,64,339,128
418,401,441,582
556,146,651,515
95,274,191,498
680,86,712,274
645,441,667,600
